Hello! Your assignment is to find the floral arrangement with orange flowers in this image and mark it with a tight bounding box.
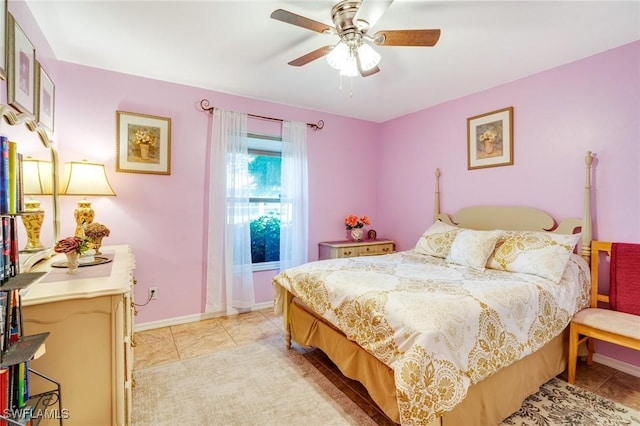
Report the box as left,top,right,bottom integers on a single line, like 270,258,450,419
344,214,371,230
84,222,111,239
133,128,158,147
54,236,90,254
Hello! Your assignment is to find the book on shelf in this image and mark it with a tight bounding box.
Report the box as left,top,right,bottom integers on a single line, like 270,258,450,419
9,217,19,278
0,136,8,215
7,142,17,216
16,153,23,215
0,292,6,353
2,290,11,352
0,367,6,416
1,217,11,284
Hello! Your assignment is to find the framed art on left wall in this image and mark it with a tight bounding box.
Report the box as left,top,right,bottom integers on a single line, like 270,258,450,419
35,61,55,132
0,0,7,80
116,110,172,175
7,13,35,114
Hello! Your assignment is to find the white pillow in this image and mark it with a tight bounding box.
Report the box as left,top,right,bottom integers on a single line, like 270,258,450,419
486,231,581,282
446,229,501,270
414,221,461,259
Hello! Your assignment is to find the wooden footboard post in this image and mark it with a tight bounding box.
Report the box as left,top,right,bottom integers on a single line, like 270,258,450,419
282,288,294,349
581,151,594,263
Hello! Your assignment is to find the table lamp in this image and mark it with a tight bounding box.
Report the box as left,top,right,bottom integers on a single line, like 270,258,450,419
21,158,53,252
60,160,116,237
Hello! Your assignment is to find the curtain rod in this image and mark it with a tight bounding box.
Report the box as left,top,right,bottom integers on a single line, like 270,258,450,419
199,99,324,131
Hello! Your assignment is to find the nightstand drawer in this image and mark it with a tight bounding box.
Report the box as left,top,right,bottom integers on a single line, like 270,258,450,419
318,239,395,260
335,247,359,258
358,242,394,256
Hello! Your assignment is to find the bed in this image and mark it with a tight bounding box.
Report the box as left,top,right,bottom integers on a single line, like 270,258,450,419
273,152,595,426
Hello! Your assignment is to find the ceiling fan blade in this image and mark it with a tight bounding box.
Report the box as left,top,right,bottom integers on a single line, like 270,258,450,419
354,0,394,29
288,46,333,67
271,9,335,34
373,29,441,47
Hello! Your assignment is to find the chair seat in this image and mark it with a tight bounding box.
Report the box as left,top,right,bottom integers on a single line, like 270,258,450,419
572,308,640,340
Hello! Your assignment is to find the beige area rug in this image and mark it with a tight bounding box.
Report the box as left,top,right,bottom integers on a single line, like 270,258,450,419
132,335,377,426
133,337,640,426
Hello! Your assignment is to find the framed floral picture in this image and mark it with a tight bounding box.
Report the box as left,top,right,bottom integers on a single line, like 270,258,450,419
35,61,55,132
7,13,35,115
467,106,514,170
0,0,7,80
116,110,172,175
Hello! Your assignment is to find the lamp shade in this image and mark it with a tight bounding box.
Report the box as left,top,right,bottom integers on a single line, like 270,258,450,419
60,161,116,196
22,158,53,195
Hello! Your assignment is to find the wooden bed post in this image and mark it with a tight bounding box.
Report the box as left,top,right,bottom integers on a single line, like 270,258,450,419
434,168,441,223
283,288,294,349
581,151,594,263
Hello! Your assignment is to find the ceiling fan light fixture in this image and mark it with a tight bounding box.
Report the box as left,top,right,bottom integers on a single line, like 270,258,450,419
357,43,381,71
327,40,380,77
327,41,349,70
339,56,358,77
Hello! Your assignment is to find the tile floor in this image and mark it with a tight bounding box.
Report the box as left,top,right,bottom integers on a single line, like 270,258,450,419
133,309,640,422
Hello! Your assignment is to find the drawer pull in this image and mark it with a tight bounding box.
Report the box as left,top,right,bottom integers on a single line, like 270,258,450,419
382,248,389,252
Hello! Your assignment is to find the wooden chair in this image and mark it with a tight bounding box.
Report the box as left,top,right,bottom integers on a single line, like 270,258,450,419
568,240,640,384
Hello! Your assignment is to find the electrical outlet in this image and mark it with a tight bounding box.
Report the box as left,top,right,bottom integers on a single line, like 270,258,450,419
149,287,158,300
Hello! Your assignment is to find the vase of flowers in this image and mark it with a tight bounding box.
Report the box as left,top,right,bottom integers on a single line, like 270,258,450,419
54,236,90,273
344,214,370,242
83,222,111,255
133,128,158,160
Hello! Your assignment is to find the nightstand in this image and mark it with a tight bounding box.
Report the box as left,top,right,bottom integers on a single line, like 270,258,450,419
318,239,395,260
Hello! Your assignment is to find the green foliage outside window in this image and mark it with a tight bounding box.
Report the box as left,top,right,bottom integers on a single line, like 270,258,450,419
250,213,280,263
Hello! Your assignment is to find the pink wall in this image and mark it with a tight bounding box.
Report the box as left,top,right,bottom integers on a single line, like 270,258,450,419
51,63,380,322
377,41,640,366
7,1,640,367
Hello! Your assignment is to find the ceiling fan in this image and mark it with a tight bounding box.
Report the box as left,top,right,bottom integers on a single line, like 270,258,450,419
270,0,441,77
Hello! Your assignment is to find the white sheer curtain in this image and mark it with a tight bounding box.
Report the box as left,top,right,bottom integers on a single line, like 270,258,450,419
279,121,309,271
206,109,255,314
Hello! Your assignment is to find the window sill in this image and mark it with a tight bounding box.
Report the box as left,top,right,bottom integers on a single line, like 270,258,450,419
252,261,280,272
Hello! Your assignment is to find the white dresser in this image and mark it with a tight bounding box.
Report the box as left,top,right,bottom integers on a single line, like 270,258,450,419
21,245,136,426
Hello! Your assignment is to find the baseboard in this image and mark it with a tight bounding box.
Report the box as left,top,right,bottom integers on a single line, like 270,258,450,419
134,301,275,332
593,353,640,378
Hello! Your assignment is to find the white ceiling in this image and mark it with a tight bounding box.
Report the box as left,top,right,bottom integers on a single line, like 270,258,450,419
25,1,640,123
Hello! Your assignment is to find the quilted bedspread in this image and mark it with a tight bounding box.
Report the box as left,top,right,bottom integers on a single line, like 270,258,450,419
273,250,590,424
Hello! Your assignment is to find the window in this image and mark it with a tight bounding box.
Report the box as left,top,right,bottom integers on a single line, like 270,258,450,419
247,134,281,269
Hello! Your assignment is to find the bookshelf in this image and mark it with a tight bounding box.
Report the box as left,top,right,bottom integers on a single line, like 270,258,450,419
0,272,61,426
0,102,63,424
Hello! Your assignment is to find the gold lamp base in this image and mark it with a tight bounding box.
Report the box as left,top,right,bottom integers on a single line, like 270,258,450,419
74,200,95,237
21,200,45,252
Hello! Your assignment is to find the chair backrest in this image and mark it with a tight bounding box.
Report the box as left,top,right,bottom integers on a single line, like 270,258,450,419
590,241,612,308
591,240,640,315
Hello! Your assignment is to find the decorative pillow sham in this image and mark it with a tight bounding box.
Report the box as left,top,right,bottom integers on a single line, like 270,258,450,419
414,221,460,258
446,229,501,270
486,231,582,282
